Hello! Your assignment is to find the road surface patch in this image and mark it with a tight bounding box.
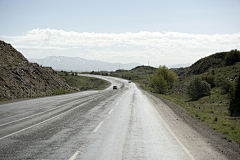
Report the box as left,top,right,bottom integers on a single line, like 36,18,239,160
0,95,103,127
0,100,92,141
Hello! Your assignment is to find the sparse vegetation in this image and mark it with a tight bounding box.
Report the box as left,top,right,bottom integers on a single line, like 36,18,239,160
48,89,72,95
56,71,109,90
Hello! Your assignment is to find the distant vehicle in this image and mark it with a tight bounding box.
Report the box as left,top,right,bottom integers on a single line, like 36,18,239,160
113,86,117,90
128,80,131,83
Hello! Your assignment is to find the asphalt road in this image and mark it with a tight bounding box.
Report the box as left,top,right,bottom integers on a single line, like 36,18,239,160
0,75,227,160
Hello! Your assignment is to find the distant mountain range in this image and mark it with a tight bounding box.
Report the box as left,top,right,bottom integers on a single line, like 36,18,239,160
29,56,141,71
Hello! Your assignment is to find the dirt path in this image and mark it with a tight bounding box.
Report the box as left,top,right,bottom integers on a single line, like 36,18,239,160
136,83,240,160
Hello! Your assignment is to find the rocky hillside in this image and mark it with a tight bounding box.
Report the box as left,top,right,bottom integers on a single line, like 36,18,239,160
0,40,71,101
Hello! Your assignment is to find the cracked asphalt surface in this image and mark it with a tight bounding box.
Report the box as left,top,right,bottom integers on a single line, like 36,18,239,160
0,75,228,160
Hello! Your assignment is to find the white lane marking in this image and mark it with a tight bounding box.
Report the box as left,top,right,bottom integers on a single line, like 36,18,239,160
93,121,103,132
108,109,113,114
0,100,93,141
115,102,118,105
69,151,81,160
149,101,196,160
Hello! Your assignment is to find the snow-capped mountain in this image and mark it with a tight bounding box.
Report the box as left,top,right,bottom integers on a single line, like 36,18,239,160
29,56,141,71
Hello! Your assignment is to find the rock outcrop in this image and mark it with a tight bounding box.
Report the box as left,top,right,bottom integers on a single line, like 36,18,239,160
0,40,71,100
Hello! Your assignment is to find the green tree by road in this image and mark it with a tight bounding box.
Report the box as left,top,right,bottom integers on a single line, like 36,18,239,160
150,65,177,94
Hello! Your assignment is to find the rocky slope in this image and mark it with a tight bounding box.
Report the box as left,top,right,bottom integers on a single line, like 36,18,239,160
0,40,71,101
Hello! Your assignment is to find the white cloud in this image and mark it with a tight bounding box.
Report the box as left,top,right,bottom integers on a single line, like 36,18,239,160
2,28,240,65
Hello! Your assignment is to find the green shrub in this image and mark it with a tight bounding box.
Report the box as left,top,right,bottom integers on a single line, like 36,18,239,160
209,110,214,114
223,81,232,94
230,126,236,130
186,76,211,100
202,74,215,88
214,117,218,121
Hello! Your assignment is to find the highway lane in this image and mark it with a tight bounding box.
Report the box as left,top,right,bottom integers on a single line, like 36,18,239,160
0,75,226,159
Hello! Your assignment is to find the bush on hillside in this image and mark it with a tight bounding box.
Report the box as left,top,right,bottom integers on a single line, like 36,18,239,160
221,79,232,94
229,73,240,116
186,76,211,100
201,74,215,88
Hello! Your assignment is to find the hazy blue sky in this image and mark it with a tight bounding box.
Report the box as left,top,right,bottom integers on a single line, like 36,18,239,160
0,0,240,66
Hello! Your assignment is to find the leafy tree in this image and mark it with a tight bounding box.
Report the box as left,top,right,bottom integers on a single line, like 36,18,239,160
150,74,168,93
150,65,177,94
186,76,211,100
229,73,240,116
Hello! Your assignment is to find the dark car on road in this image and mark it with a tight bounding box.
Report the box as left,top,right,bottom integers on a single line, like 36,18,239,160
113,86,117,90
